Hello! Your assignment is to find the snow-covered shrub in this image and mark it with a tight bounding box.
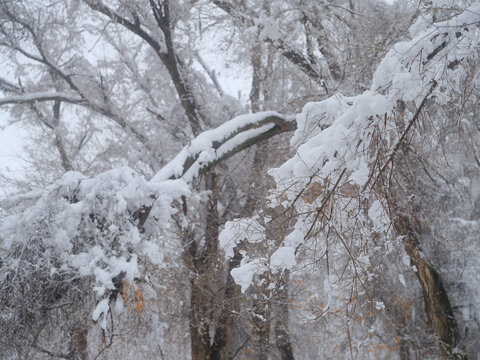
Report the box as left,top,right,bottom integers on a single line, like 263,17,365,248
0,167,188,351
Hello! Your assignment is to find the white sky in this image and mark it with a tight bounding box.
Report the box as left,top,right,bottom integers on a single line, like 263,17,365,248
0,110,27,176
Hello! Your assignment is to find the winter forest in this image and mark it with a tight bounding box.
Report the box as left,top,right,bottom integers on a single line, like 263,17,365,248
0,0,479,359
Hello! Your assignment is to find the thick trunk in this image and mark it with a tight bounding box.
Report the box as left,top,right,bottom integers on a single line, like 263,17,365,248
68,325,88,360
391,212,464,359
188,171,238,360
187,236,212,360
210,248,242,360
274,271,295,360
189,279,211,360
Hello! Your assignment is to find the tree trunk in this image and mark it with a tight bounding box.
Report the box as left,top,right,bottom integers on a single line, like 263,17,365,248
274,271,295,360
210,248,243,360
187,171,239,360
390,210,465,359
69,325,89,360
252,275,271,360
250,44,262,113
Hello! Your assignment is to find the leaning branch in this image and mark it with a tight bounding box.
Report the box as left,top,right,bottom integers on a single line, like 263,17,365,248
132,111,297,227
212,0,329,93
151,112,296,183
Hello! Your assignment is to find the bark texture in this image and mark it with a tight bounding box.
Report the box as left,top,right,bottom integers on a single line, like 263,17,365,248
390,209,465,359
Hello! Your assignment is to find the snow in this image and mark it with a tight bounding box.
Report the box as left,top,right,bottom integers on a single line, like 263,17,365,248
368,200,389,231
271,91,392,199
375,301,385,311
92,298,109,330
1,2,479,352
0,165,189,324
270,247,296,271
270,3,480,209
113,296,125,315
219,217,265,258
231,259,265,293
284,229,305,248
290,94,353,148
348,159,369,187
215,124,275,160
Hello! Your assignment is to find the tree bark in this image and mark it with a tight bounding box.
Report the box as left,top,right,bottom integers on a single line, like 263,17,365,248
274,271,295,360
390,210,465,359
250,43,262,113
68,325,89,360
210,248,243,360
187,171,239,360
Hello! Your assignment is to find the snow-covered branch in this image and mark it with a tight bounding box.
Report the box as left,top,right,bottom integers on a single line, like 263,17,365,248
212,0,330,92
0,92,83,106
151,111,296,182
84,0,203,135
218,0,480,325
0,110,297,294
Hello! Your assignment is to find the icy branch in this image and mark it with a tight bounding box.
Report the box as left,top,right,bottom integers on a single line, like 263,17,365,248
83,0,167,54
0,92,83,106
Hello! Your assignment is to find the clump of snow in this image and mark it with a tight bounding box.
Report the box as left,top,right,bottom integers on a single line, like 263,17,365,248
270,247,296,271
284,229,305,248
231,258,265,293
92,298,109,330
219,217,266,258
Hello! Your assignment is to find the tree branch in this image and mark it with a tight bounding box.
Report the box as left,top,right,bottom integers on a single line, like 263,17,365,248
212,0,329,93
84,0,204,135
151,112,296,182
194,51,224,97
0,92,83,106
0,77,22,93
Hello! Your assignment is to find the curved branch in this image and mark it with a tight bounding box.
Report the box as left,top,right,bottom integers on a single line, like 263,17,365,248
151,112,296,182
133,111,296,228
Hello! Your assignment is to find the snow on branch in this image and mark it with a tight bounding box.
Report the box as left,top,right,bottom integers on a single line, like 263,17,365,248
273,2,480,200
0,110,296,327
84,0,168,55
223,2,480,295
151,111,296,183
0,92,83,106
0,167,189,328
212,1,329,92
